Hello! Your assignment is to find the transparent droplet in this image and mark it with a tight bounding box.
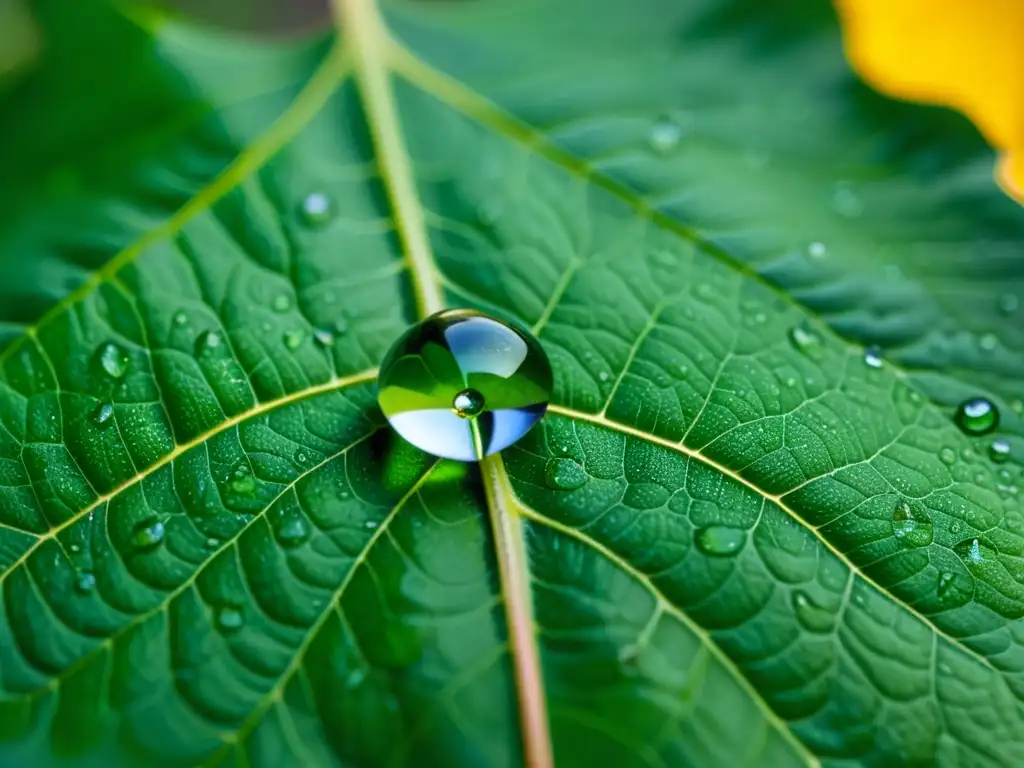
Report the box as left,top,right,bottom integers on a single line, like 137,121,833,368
295,450,309,466
313,328,334,347
997,293,1018,316
205,537,220,549
132,519,165,551
228,473,257,497
364,519,378,530
954,397,999,435
648,116,685,154
598,371,611,383
277,514,310,548
990,438,1012,463
544,458,587,491
452,388,485,418
788,324,823,358
96,342,129,379
807,242,827,258
939,447,956,465
959,537,985,566
283,329,306,350
216,606,245,633
694,526,746,557
792,591,835,633
300,192,334,226
173,311,188,326
936,571,956,597
979,333,998,352
93,402,115,427
194,330,222,356
890,500,933,548
863,345,883,369
377,309,553,461
74,571,96,595
273,294,292,313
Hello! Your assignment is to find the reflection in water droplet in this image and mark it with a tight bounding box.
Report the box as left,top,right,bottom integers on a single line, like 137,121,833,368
452,388,485,419
273,294,292,313
990,438,1012,463
544,458,587,491
890,500,933,548
313,328,334,347
96,342,129,379
998,293,1019,316
954,398,999,435
301,192,334,226
93,402,115,427
937,571,957,596
648,116,685,153
939,447,956,465
808,242,827,258
694,526,746,557
132,519,165,551
277,514,310,548
283,329,306,350
863,345,883,368
377,309,553,461
216,606,244,633
75,571,96,595
788,324,822,357
792,591,835,633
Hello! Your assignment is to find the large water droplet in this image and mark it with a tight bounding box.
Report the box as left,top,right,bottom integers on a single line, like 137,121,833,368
93,402,115,427
216,606,245,633
863,345,884,369
377,309,553,461
277,514,310,548
75,571,96,595
788,324,823,358
792,591,835,633
648,116,685,154
96,342,129,379
544,458,586,491
954,397,999,435
694,526,746,557
936,571,957,597
990,438,1012,463
132,519,165,551
890,500,933,548
283,329,306,350
300,192,334,226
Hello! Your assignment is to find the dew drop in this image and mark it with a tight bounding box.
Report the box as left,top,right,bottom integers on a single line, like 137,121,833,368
295,450,309,466
93,402,115,427
194,329,222,356
96,342,129,379
273,294,292,313
313,328,335,347
216,606,245,633
939,447,956,465
74,571,96,595
997,293,1019,316
300,192,334,226
791,591,835,633
979,333,998,352
364,519,378,530
173,311,188,326
205,537,220,549
377,309,552,461
890,500,933,548
832,187,863,218
990,438,1012,463
277,514,310,548
648,116,685,153
131,519,165,551
283,329,306,350
862,345,883,369
598,371,610,382
936,571,957,597
807,242,827,258
694,526,746,557
954,397,999,435
788,324,822,358
544,458,587,491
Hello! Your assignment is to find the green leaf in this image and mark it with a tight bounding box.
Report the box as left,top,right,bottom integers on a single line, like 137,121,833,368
1,0,1023,766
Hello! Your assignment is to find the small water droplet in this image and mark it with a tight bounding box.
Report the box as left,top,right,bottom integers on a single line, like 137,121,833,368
93,402,115,427
69,543,81,554
452,388,485,419
313,328,334,347
295,450,309,466
890,500,933,548
863,345,883,368
364,520,378,530
300,192,334,226
194,330,222,356
937,571,957,596
648,115,685,153
807,242,827,258
216,606,245,633
74,571,96,595
939,447,957,465
544,458,587,491
205,537,220,549
997,293,1019,316
173,311,188,326
131,519,165,551
694,526,746,557
788,324,823,358
792,591,835,633
96,342,129,379
273,294,292,313
990,438,1012,463
598,371,610,382
277,514,310,548
954,397,999,435
979,333,998,352
283,329,306,350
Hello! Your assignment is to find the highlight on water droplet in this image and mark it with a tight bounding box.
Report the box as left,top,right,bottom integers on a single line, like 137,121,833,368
93,402,115,427
300,191,334,226
979,333,998,352
194,329,222,356
131,518,165,551
74,571,97,595
273,294,292,313
788,324,823,358
954,397,999,435
283,329,306,350
863,345,883,369
936,570,957,597
648,114,686,154
544,457,587,491
807,242,827,258
890,500,933,548
990,438,1012,463
377,308,553,461
791,590,835,633
313,328,334,347
173,311,188,326
216,605,245,633
96,342,129,379
694,526,746,557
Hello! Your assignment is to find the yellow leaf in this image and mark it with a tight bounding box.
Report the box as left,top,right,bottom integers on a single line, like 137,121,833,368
835,0,1024,203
